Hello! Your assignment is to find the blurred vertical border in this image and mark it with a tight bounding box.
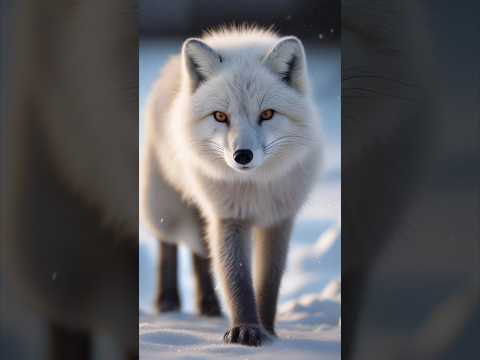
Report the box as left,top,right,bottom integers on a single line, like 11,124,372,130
1,1,139,359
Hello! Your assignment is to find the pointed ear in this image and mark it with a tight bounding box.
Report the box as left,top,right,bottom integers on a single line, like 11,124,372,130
262,36,307,93
182,38,223,90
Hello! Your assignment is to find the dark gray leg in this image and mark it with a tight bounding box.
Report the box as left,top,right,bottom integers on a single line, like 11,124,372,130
254,219,293,336
192,252,222,317
126,350,138,360
48,323,92,360
209,219,269,346
155,241,180,312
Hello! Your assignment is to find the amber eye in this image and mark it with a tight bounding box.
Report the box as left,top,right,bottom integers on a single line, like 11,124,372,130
213,111,228,123
260,109,275,121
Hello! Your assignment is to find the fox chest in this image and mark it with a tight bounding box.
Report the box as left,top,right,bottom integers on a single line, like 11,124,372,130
199,180,305,226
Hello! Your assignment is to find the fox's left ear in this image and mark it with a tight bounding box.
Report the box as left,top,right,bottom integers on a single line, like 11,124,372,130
262,36,308,93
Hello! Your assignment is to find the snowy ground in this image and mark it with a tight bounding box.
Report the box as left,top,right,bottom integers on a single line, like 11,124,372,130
139,37,341,359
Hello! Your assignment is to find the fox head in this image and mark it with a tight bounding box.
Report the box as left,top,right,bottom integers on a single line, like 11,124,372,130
178,31,320,182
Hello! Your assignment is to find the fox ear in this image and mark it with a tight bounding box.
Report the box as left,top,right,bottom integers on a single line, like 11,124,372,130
262,36,307,93
182,38,222,90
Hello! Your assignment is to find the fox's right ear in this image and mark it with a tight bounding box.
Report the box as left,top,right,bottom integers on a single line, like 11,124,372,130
182,38,222,90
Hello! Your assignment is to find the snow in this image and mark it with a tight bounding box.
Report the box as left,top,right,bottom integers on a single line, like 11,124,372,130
140,313,340,360
139,37,340,358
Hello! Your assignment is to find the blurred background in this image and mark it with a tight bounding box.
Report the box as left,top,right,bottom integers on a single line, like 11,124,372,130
139,0,340,40
2,1,138,359
138,0,341,316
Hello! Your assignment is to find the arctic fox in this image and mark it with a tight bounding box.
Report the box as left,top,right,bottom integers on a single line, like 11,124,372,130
141,26,322,346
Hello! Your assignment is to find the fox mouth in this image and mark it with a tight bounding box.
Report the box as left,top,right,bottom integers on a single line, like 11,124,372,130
239,166,253,170
227,162,256,172
223,153,262,172
233,165,254,171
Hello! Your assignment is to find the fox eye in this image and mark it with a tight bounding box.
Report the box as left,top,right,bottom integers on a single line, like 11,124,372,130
259,109,275,122
213,111,228,123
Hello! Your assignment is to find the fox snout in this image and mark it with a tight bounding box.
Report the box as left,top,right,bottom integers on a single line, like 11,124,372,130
233,149,253,165
225,125,264,171
227,146,264,171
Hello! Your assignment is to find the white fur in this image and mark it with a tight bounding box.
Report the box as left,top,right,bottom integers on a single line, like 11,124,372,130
141,26,322,255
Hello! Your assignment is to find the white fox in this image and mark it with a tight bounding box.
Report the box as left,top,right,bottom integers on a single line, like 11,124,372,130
141,26,322,346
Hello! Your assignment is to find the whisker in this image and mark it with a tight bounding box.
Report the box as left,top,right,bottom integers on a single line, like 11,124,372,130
264,135,316,152
264,139,313,156
192,140,225,153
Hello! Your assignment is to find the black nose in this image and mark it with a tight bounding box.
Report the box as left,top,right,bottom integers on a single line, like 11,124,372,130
233,149,253,165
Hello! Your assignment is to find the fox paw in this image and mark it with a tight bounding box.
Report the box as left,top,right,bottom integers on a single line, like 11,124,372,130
156,293,180,313
198,296,222,317
199,301,222,317
223,324,271,346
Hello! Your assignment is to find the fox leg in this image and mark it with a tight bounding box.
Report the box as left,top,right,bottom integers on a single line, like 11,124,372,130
48,323,92,360
254,219,293,335
192,252,222,316
155,241,180,312
209,218,270,346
